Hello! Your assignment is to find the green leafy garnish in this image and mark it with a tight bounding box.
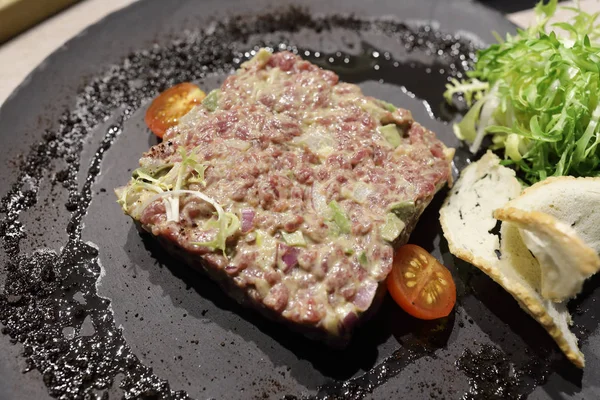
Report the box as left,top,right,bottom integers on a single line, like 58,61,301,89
116,180,164,213
443,78,489,106
118,149,239,255
444,0,600,184
132,165,173,189
191,204,240,254
180,150,207,185
166,148,208,222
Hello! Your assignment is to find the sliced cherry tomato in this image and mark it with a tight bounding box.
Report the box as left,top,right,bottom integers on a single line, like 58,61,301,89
387,244,456,320
144,82,206,138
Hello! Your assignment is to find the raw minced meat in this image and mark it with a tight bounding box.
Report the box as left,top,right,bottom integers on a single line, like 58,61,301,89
116,49,452,344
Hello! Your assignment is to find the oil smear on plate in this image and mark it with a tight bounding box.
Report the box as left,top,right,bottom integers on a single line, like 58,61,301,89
0,6,546,400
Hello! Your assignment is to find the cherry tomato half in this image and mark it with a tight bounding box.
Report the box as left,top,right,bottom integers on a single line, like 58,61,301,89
144,82,206,138
387,244,456,320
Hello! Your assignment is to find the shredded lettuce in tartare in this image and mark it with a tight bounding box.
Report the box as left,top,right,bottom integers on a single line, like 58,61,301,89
444,0,600,184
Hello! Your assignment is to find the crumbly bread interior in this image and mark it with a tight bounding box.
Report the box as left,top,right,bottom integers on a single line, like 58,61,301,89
440,151,522,266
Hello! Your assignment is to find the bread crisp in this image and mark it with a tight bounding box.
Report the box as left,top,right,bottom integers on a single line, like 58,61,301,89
439,151,584,367
494,177,600,301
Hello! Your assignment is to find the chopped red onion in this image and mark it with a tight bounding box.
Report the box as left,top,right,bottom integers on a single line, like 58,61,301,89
340,311,359,335
224,265,239,275
241,209,255,233
279,243,299,273
352,279,378,311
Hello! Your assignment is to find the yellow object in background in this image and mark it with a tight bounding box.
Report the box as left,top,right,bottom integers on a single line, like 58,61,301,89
0,0,80,43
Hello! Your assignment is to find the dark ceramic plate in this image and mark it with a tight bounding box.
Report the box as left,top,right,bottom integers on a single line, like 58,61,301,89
1,0,599,399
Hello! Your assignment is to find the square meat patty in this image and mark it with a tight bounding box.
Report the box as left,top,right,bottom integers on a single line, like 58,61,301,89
116,49,452,344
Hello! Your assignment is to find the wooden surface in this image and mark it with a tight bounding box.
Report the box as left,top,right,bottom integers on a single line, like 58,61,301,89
0,0,598,107
0,0,80,43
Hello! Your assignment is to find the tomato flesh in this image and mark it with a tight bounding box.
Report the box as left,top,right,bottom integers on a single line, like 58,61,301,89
387,244,456,320
144,82,206,138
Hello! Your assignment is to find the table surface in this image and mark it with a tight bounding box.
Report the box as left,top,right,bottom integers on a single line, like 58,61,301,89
0,0,599,107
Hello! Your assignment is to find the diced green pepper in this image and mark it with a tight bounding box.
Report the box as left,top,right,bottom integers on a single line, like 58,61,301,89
358,252,368,266
202,89,220,112
380,100,397,112
254,48,272,65
328,200,351,234
378,124,402,148
389,201,415,221
281,230,307,247
380,212,406,242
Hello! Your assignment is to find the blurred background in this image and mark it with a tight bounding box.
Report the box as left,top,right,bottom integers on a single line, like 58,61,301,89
0,0,78,43
0,0,554,44
0,0,595,105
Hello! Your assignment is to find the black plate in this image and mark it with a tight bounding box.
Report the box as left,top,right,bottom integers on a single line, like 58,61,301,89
1,0,599,399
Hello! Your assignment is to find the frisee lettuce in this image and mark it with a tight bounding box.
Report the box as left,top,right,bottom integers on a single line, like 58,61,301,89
148,189,240,254
117,180,164,213
118,149,239,254
444,0,600,184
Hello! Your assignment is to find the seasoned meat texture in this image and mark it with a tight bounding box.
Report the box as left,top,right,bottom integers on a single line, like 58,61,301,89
116,50,452,343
